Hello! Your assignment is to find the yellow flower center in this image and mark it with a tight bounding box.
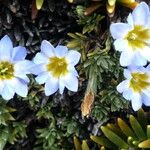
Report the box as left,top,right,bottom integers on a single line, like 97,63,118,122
126,25,150,50
47,57,68,78
0,61,14,80
129,72,150,93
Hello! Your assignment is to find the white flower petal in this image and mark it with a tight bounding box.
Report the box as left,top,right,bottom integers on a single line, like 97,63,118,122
146,16,150,28
131,51,147,66
0,81,4,94
1,83,14,100
142,93,150,106
67,65,79,77
140,46,150,62
59,79,65,94
14,60,35,75
120,51,134,66
45,76,59,96
131,92,142,111
10,78,28,97
142,87,150,97
66,50,81,66
41,40,55,57
29,64,46,75
117,80,130,93
63,73,78,92
128,65,142,73
33,52,49,64
110,23,132,39
35,72,49,84
132,2,150,26
54,45,68,57
0,35,13,61
145,64,150,75
127,13,134,27
122,89,133,100
15,74,29,83
124,69,132,79
114,39,129,52
12,46,27,61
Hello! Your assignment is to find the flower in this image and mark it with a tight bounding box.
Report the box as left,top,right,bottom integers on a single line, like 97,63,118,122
32,40,81,96
0,35,33,100
117,65,150,111
110,2,150,66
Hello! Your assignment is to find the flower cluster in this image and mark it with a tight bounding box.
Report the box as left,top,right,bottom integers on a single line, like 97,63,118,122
0,35,80,100
110,2,150,111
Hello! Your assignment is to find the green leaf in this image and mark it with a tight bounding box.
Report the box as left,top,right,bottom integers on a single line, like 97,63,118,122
101,126,129,149
137,109,148,130
74,136,82,150
81,140,90,150
147,125,150,139
92,105,109,123
129,115,146,140
90,135,116,149
138,139,150,148
36,0,44,10
100,146,106,150
118,118,136,138
67,121,78,134
106,123,126,140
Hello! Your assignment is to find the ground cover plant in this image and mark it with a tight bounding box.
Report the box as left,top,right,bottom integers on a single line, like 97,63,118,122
0,0,150,150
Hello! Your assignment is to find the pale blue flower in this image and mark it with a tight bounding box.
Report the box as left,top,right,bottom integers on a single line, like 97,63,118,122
0,35,33,100
117,65,150,111
110,2,150,66
32,40,81,96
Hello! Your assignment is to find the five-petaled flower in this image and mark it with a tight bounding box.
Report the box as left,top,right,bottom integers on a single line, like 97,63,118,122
0,35,33,100
117,66,150,111
32,40,81,96
110,2,150,66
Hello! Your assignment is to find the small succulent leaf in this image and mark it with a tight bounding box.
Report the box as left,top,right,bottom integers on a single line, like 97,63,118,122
81,140,90,150
106,123,126,140
67,33,79,39
67,40,80,49
73,136,82,150
147,125,150,139
100,146,106,150
101,126,129,149
137,109,148,131
129,115,146,140
127,136,136,147
36,0,44,10
90,135,116,149
118,118,136,138
132,140,139,147
138,139,150,148
108,0,116,6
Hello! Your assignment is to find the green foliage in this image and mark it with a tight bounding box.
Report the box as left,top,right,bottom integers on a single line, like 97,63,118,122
82,37,128,121
34,101,80,150
92,88,129,123
68,25,128,120
92,105,110,123
76,6,104,34
21,75,43,109
91,109,150,149
100,88,129,112
0,100,15,125
6,122,27,144
0,99,27,150
82,37,114,92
